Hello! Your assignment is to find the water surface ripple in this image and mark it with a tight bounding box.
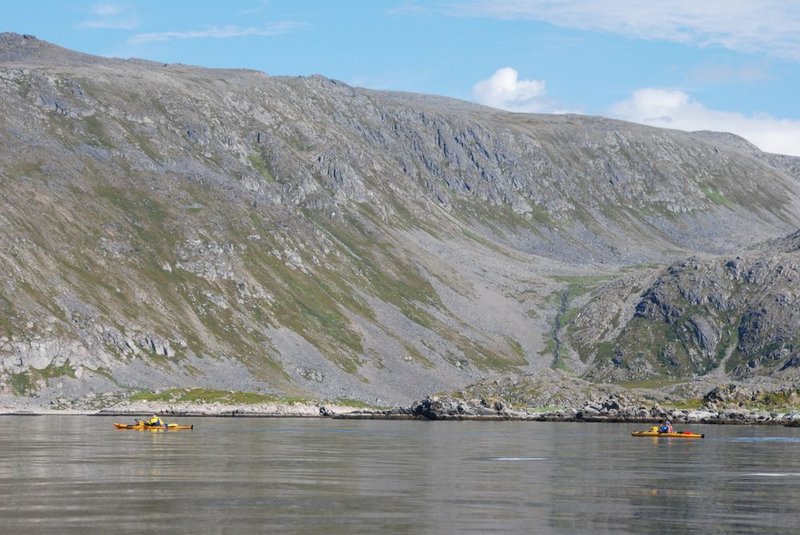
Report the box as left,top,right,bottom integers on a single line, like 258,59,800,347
2,416,800,534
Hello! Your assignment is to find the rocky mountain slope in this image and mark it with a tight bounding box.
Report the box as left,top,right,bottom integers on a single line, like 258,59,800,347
568,231,800,382
1,33,799,408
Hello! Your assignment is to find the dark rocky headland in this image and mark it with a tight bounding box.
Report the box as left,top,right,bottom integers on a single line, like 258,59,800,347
1,34,799,424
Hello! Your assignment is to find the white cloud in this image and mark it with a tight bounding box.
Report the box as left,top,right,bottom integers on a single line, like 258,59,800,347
609,88,800,156
688,63,769,85
459,0,800,60
128,23,300,45
79,2,138,30
79,18,139,30
472,67,549,112
387,1,432,16
92,3,126,17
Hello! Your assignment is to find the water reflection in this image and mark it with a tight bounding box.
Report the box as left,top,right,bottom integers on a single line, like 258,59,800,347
481,457,549,462
1,417,800,534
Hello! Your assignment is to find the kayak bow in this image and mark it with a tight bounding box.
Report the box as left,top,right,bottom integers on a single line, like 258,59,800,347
113,422,194,431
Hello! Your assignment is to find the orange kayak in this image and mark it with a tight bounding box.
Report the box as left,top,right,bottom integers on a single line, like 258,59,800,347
631,430,703,438
113,422,193,431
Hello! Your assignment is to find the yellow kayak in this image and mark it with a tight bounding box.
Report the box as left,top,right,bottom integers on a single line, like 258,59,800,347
113,422,193,431
631,427,703,439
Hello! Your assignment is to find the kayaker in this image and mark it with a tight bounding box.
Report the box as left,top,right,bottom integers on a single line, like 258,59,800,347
658,420,673,434
145,414,166,428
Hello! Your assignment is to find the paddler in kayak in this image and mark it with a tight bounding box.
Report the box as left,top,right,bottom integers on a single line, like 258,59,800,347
143,414,167,428
658,420,674,434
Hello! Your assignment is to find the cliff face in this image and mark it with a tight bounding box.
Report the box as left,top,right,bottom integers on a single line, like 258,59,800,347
1,33,799,405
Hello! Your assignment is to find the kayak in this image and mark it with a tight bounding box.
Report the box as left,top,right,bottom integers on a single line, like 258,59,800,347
631,430,704,438
113,422,193,430
113,422,194,431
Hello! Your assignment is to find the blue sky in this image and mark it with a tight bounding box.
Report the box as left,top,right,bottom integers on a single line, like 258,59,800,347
5,0,800,155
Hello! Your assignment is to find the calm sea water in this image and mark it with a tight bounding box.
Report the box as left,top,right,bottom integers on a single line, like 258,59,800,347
2,416,800,534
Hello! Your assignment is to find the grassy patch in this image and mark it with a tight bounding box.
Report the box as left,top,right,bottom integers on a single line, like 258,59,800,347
93,185,172,236
266,209,496,373
560,306,580,327
720,323,742,373
540,337,555,358
550,275,615,299
618,377,683,389
758,391,798,408
332,397,388,410
507,337,526,361
453,196,550,238
700,185,734,208
461,342,525,372
665,398,703,410
590,341,615,364
9,362,77,395
129,388,313,405
248,150,276,182
401,343,435,369
91,367,116,381
0,294,18,337
545,277,615,371
243,245,366,373
82,115,117,149
552,357,573,373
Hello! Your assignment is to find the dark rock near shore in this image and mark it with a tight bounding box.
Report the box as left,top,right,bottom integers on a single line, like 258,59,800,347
405,396,508,420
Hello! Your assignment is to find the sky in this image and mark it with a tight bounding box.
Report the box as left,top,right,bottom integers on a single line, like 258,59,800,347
4,0,800,156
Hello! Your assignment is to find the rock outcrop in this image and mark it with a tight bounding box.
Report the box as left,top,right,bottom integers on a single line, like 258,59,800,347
570,245,800,382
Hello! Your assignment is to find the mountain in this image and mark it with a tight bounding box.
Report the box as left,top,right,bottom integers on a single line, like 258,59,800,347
1,33,799,408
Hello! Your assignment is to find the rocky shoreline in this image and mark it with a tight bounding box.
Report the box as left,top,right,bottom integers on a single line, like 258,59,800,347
5,373,800,426
359,393,800,425
4,388,800,427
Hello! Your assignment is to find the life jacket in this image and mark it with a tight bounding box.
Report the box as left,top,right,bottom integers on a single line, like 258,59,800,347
148,416,164,426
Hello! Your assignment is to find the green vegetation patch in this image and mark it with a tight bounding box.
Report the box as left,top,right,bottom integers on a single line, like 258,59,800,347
129,388,312,405
559,306,580,328
243,246,366,373
255,209,464,373
93,184,173,239
82,115,117,149
700,185,734,208
550,275,615,300
248,149,277,182
333,397,389,410
757,390,800,409
453,196,552,238
507,337,526,361
9,362,77,395
546,275,615,370
617,377,684,389
459,340,526,372
0,294,18,337
400,343,435,369
587,316,695,380
665,398,704,410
